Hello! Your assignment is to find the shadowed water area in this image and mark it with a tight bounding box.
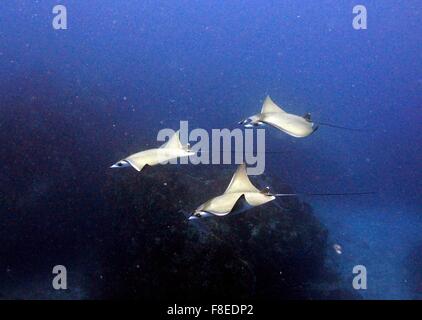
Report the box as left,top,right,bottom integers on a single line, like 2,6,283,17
0,1,421,300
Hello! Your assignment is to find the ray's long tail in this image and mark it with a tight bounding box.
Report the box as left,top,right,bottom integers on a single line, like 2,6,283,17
317,122,371,132
274,191,376,197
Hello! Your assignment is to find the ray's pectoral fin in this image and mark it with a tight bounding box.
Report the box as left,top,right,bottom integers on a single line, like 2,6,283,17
160,130,183,150
229,194,249,215
207,193,248,216
125,159,148,172
139,163,151,172
224,163,260,194
261,96,286,114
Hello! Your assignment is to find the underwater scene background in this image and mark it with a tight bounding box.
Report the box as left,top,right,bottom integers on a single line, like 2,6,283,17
0,0,421,300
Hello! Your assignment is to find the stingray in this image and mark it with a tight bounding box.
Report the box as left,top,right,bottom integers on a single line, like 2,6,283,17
188,164,374,220
110,130,195,172
239,96,365,138
189,163,275,220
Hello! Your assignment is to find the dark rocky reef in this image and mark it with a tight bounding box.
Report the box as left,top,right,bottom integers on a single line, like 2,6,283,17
95,165,354,300
0,75,358,299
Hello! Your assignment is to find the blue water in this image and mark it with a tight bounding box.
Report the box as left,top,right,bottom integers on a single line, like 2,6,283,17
0,1,421,300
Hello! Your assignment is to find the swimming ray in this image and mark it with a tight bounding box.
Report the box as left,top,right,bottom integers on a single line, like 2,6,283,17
110,130,195,172
189,163,275,220
188,165,376,220
239,96,366,137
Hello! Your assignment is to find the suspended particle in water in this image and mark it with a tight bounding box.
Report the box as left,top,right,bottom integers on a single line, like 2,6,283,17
333,244,342,255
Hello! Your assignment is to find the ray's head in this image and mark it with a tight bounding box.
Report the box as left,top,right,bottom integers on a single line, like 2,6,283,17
110,160,130,169
238,114,263,128
188,210,211,221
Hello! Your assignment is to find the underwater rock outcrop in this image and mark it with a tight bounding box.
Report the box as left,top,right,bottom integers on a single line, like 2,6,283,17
96,165,356,300
0,76,359,300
